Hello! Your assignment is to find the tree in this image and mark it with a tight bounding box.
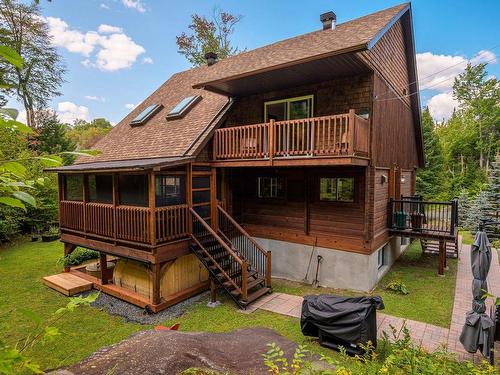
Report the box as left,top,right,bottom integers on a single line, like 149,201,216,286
67,118,112,149
453,63,500,170
416,107,445,199
31,109,76,164
176,8,243,66
0,0,65,128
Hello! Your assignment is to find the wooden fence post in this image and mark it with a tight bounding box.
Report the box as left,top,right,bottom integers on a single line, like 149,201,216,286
438,239,445,276
269,119,275,164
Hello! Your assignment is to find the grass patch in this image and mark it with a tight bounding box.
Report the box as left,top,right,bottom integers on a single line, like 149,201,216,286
271,240,457,328
459,230,474,245
0,239,144,372
374,240,457,328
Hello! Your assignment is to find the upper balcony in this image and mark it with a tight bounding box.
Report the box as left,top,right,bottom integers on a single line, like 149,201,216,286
211,110,370,167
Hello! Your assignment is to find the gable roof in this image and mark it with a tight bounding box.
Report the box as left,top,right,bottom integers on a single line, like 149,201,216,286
73,2,419,168
192,3,410,91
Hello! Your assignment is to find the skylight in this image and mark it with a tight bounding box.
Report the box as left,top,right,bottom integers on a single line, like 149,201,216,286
166,95,201,120
130,104,163,126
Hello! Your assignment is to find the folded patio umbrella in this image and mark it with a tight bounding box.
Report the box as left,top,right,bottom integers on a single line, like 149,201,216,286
459,230,495,357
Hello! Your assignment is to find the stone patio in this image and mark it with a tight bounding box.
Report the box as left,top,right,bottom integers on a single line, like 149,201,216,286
245,238,500,362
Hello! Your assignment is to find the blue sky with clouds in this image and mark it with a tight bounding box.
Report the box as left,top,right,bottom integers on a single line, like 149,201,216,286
13,0,500,124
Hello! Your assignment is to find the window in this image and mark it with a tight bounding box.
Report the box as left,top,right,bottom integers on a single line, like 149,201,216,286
166,95,201,120
88,175,113,203
63,175,83,201
264,95,313,122
155,175,186,206
320,177,354,202
378,246,387,269
130,104,163,126
119,174,148,206
257,177,284,199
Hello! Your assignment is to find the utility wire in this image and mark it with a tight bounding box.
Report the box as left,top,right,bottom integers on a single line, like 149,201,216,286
373,43,500,101
373,55,499,103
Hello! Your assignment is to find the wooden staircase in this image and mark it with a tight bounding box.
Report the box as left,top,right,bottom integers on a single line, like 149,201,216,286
189,206,271,308
421,237,459,258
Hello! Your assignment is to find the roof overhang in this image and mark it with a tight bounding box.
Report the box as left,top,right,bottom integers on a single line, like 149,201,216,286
46,156,195,173
193,46,371,97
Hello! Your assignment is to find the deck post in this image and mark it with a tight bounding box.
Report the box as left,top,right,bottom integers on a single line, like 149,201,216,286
269,119,275,164
348,109,355,154
438,239,445,276
151,262,161,305
210,279,217,303
148,172,156,246
82,174,88,234
266,251,272,288
99,252,108,284
63,243,76,272
112,173,118,242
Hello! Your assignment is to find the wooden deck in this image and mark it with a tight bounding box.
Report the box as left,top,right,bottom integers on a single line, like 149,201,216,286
43,272,93,296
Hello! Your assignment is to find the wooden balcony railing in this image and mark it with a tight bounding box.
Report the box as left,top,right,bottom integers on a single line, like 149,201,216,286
212,110,369,161
388,197,459,238
60,201,190,246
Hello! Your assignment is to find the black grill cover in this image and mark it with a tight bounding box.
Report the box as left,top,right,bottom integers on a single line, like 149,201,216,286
301,295,384,348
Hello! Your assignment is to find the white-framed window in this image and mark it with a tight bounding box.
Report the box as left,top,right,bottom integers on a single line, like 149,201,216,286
257,176,284,199
378,246,387,269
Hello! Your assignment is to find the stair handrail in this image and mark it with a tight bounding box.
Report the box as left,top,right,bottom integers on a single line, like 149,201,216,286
190,208,244,266
217,204,268,256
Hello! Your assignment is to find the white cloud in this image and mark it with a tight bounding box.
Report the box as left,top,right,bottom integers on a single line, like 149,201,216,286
100,3,110,9
46,17,145,71
121,0,146,13
98,24,123,34
427,93,458,122
142,56,153,64
84,95,106,102
96,33,145,71
57,101,90,124
125,103,137,110
416,50,497,92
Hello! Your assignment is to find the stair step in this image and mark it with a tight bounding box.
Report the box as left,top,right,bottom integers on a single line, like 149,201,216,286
226,277,265,295
240,287,271,306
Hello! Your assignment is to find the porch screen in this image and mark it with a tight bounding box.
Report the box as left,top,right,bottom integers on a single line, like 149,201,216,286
155,175,186,206
63,175,83,201
320,177,354,202
119,174,148,206
257,177,284,199
88,174,113,203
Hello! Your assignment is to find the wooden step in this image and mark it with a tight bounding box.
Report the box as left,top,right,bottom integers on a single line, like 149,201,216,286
43,272,93,296
240,287,271,306
228,277,265,296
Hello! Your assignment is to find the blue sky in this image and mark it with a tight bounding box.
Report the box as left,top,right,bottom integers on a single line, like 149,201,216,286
13,0,500,124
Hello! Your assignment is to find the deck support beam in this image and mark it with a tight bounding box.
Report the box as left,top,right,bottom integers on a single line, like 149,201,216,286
438,239,446,276
151,262,161,305
210,279,217,303
99,252,108,285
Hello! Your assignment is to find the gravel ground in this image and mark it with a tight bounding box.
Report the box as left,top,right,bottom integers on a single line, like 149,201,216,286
88,291,209,325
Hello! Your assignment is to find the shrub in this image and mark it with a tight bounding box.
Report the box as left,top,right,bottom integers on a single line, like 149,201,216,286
386,279,409,295
263,325,496,374
60,248,99,267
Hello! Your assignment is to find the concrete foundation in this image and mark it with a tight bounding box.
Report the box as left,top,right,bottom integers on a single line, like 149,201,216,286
254,236,408,292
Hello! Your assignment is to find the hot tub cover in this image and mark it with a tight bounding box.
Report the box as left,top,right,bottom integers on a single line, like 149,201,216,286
301,295,384,345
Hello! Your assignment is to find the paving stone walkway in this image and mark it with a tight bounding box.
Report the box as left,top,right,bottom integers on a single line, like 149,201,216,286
246,239,500,362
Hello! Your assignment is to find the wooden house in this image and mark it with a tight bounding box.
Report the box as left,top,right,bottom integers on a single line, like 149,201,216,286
49,3,458,312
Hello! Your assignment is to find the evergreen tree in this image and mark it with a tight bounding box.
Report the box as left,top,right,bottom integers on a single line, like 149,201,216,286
485,154,500,238
416,107,446,199
463,190,490,233
457,189,470,228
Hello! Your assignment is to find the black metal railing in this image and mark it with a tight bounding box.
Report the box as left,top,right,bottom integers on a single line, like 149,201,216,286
190,208,247,301
217,204,271,288
388,197,459,236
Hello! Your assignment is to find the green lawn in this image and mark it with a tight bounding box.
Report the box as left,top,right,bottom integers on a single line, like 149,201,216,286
0,239,144,372
0,237,457,373
459,230,474,245
272,240,457,328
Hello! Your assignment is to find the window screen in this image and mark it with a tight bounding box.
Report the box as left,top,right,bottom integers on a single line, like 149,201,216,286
119,174,148,206
88,175,113,203
166,96,201,120
320,177,354,202
155,175,186,206
63,175,83,201
257,177,285,199
130,104,163,126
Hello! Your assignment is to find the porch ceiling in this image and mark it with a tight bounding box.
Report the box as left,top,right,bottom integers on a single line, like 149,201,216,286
46,156,194,173
196,53,372,97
